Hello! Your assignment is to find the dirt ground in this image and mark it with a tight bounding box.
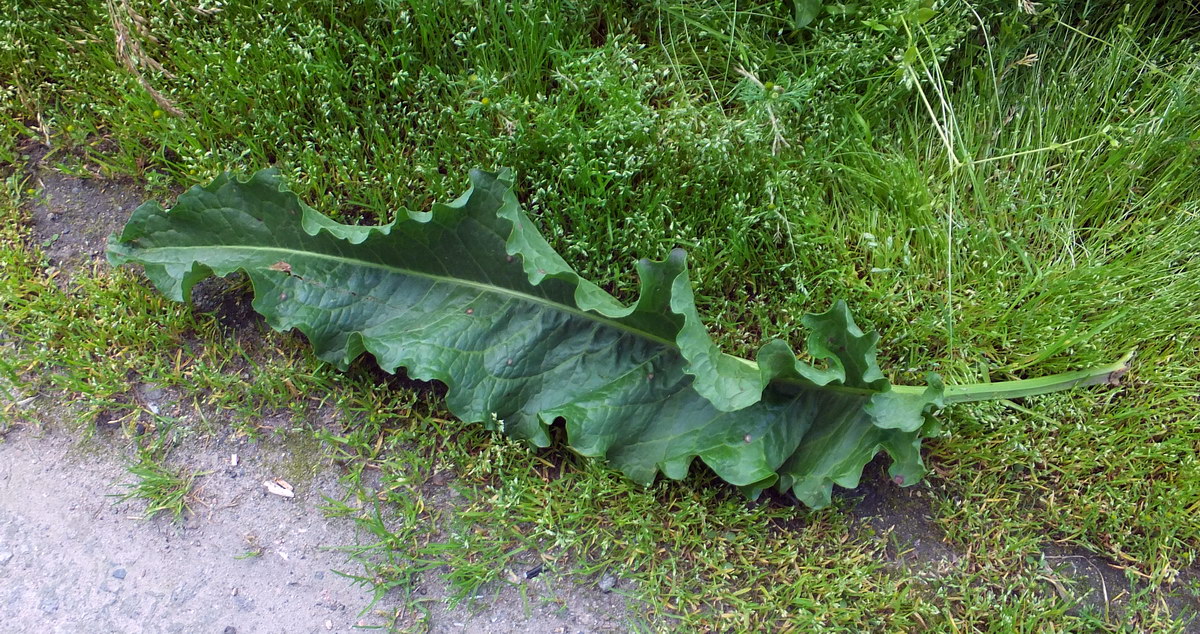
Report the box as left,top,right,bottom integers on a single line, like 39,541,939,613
0,421,634,634
30,168,144,274
4,165,1197,632
1,427,382,633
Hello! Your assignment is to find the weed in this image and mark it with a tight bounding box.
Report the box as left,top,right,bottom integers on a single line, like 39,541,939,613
114,435,202,521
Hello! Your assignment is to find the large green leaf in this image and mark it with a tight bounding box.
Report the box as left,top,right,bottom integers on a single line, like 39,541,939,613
108,169,1126,507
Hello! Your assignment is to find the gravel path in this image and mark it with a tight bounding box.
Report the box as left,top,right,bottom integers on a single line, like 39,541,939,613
0,429,388,633
0,426,631,633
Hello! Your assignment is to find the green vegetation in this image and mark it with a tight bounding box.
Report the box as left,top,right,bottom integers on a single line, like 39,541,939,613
109,166,1129,510
2,0,1198,630
114,431,203,521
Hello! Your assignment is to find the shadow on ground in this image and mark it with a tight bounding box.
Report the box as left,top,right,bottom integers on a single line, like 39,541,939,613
841,459,1199,627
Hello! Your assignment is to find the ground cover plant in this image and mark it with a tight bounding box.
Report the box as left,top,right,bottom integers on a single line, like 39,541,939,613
2,0,1199,630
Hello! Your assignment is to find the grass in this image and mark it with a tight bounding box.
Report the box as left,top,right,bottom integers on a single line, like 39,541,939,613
1,0,1198,630
114,431,202,521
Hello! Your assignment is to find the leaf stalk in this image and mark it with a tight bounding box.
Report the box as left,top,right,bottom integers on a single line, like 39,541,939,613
900,349,1135,404
767,350,1134,404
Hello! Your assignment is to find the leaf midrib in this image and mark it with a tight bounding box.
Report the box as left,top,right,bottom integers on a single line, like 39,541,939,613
138,242,924,400
139,242,681,347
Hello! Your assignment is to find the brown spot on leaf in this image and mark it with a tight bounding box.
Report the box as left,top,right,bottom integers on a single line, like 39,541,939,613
267,261,292,273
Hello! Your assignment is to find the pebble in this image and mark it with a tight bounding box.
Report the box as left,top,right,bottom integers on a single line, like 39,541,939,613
598,574,617,593
39,594,59,613
138,385,167,402
112,567,127,580
233,594,256,612
0,551,12,566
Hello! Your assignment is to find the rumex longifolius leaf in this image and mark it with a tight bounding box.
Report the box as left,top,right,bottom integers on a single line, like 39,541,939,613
108,168,944,507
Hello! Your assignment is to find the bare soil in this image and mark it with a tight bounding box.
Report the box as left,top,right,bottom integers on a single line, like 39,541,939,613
0,409,634,633
30,169,144,275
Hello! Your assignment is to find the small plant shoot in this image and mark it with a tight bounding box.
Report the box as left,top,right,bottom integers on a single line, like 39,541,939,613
108,170,1131,508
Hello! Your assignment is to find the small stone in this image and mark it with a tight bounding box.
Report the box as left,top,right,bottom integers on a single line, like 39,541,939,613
112,567,127,579
39,594,59,613
223,628,238,634
0,551,12,566
598,574,617,593
233,594,255,612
